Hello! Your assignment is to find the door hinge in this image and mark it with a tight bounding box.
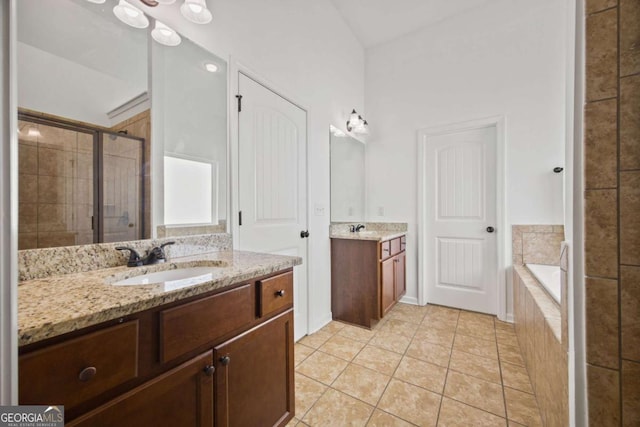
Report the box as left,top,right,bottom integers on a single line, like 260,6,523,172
238,210,242,226
236,94,243,112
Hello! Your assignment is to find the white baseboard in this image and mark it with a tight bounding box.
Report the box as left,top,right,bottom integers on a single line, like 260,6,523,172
504,313,514,323
308,312,333,335
399,295,419,305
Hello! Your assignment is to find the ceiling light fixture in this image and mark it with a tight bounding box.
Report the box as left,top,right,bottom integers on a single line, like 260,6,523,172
181,0,213,24
346,109,370,135
204,62,218,73
152,20,182,46
113,0,149,29
86,0,106,4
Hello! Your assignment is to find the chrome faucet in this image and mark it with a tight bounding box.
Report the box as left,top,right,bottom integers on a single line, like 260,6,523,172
349,224,366,232
116,241,176,267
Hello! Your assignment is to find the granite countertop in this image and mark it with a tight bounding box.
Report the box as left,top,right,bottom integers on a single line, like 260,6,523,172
329,230,406,242
18,250,302,346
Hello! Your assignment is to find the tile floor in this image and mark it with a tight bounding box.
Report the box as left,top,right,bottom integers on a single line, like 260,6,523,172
290,303,543,427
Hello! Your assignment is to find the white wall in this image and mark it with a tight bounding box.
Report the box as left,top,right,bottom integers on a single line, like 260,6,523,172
364,0,567,316
143,0,365,332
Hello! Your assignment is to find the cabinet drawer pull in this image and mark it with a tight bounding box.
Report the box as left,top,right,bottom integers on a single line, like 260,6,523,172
219,356,231,366
78,367,97,382
275,290,286,297
203,365,215,376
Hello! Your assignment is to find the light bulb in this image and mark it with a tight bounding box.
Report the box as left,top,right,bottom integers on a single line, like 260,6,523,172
204,63,218,73
113,0,149,29
152,20,182,46
181,0,212,24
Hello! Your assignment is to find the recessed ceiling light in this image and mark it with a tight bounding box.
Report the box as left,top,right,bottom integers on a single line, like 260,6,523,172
204,63,218,73
152,20,182,46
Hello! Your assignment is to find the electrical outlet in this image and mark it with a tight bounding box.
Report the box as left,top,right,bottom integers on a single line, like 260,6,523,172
314,204,325,216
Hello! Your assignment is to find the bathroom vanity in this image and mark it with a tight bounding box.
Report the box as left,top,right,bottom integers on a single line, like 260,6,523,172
18,248,300,427
330,230,406,328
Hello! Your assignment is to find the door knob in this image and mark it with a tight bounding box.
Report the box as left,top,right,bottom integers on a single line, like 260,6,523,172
203,365,215,376
275,289,286,297
486,227,495,233
300,230,310,238
219,356,231,366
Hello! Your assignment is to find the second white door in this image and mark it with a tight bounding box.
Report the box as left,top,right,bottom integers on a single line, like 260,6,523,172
422,125,498,314
237,73,308,340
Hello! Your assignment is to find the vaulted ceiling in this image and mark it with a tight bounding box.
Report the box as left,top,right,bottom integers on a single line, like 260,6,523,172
329,0,494,48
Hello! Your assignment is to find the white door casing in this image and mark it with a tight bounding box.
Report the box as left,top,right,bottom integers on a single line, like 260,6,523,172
236,72,309,340
418,119,505,316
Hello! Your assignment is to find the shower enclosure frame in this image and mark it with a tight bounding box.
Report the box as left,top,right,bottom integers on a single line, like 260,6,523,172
17,110,147,246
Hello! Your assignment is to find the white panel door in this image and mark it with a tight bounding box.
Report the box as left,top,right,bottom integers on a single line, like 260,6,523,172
424,126,497,314
237,73,308,340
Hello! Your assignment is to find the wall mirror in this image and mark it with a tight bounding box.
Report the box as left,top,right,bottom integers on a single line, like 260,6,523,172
16,0,228,250
330,127,365,222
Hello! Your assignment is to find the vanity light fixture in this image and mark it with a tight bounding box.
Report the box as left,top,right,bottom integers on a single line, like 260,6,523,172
181,0,213,24
113,0,149,29
86,0,106,3
152,20,182,46
346,109,370,135
204,62,219,73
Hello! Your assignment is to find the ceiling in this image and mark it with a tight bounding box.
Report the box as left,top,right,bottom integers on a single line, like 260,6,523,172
329,0,494,48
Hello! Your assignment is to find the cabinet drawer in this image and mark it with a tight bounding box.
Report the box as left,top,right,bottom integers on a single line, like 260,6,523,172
390,238,401,256
258,271,293,317
381,241,391,259
160,284,254,363
19,321,139,410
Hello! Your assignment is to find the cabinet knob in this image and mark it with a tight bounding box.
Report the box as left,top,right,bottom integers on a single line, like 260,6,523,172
78,366,97,382
203,365,215,376
219,356,231,366
275,289,286,297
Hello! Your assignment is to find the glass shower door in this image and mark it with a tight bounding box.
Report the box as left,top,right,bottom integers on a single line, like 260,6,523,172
101,132,145,243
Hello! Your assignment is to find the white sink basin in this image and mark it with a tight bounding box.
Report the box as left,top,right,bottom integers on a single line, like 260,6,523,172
111,267,223,288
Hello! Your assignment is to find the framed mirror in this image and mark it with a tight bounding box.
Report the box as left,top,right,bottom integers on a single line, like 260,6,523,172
16,0,228,250
330,127,365,222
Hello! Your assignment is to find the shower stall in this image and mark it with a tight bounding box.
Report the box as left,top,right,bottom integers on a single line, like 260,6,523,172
17,113,146,249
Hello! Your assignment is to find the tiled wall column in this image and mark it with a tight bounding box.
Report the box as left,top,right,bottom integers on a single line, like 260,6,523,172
584,0,639,425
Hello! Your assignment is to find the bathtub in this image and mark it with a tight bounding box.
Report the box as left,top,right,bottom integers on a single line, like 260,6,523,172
525,263,561,304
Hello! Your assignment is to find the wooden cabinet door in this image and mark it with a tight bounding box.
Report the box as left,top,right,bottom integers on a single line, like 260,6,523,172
67,351,214,427
214,310,294,427
395,252,406,300
381,257,395,316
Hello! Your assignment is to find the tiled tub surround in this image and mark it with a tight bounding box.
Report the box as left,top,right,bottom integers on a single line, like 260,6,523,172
584,0,640,424
18,234,301,346
511,225,568,426
329,222,408,241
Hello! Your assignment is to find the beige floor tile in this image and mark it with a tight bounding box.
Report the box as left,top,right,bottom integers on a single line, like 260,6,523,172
456,319,497,341
453,334,499,359
366,409,415,426
504,387,543,426
389,310,427,325
495,320,516,333
458,311,496,326
498,343,525,367
302,388,374,427
378,318,420,338
406,339,452,368
318,334,367,361
284,417,299,427
414,328,455,348
427,305,461,321
369,331,412,354
296,351,348,385
420,315,459,333
294,373,328,417
295,343,315,367
319,320,346,335
449,350,502,384
394,355,447,394
500,362,534,394
339,324,377,343
507,422,526,426
438,397,507,427
496,330,520,348
332,363,391,406
378,379,441,427
444,370,506,417
298,330,333,349
353,345,403,376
